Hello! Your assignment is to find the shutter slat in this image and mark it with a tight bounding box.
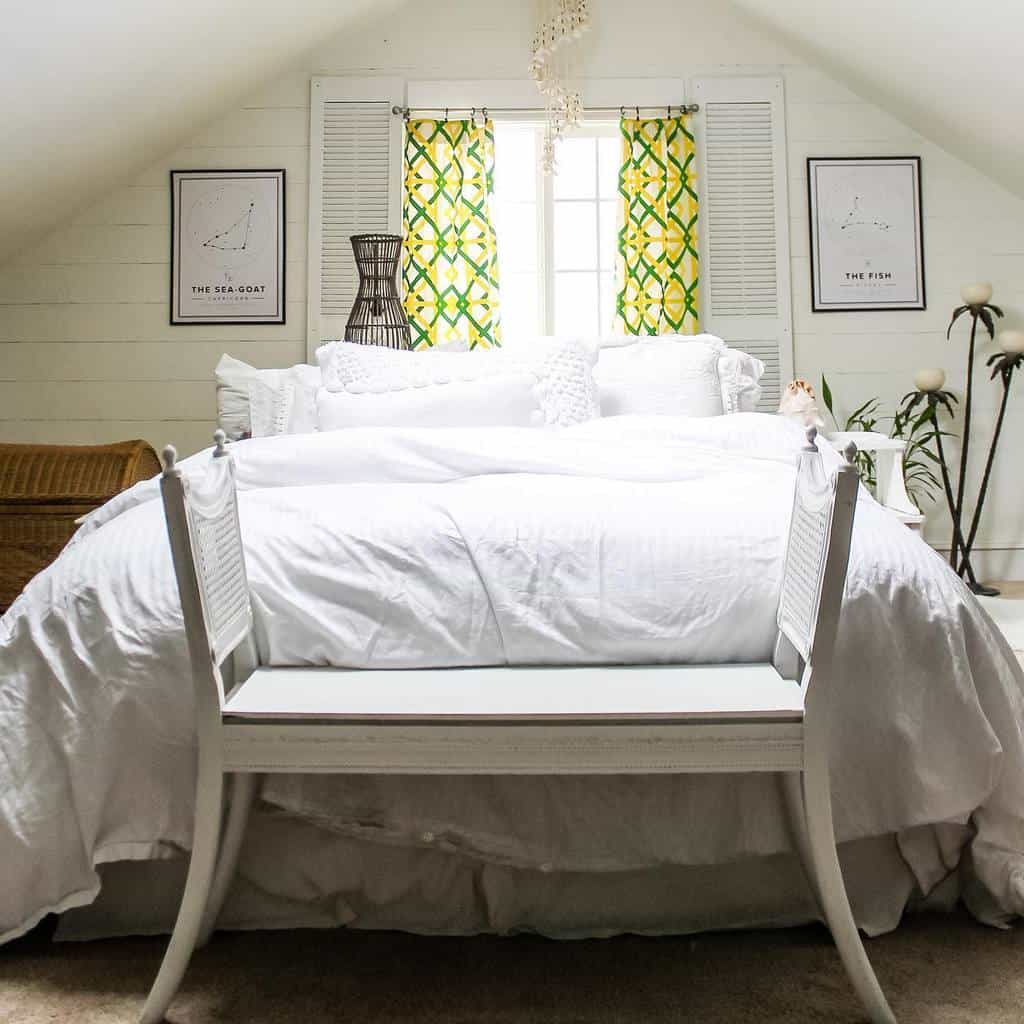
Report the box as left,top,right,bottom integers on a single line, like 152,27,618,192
319,100,393,316
700,89,788,412
704,100,778,322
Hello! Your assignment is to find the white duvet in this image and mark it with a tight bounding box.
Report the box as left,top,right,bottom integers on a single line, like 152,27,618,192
2,413,1024,944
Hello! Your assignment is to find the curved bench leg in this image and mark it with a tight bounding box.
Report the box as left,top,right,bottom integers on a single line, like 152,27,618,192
140,757,224,1024
197,772,258,948
780,770,824,917
802,763,897,1024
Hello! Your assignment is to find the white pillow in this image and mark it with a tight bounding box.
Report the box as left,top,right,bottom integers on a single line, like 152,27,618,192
214,354,320,438
315,338,599,431
592,333,764,417
717,347,764,413
248,378,295,438
594,336,727,417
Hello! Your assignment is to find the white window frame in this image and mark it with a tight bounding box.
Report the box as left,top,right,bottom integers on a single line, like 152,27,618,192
494,120,619,335
542,121,619,335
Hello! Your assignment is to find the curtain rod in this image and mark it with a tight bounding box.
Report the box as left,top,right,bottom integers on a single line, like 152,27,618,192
391,103,699,120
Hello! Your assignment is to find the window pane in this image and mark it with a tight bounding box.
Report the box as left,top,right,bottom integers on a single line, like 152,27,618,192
495,201,537,273
493,125,537,203
553,137,597,200
553,202,598,270
598,271,616,335
554,272,599,336
491,124,542,339
598,201,618,273
598,136,620,199
500,271,541,341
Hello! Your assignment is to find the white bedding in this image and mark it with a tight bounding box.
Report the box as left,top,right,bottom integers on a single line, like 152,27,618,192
2,413,1023,944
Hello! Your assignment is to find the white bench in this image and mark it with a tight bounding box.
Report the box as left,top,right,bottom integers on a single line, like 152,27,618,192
140,427,896,1024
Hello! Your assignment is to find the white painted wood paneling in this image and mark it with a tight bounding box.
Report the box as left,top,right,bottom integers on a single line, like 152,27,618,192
0,341,304,381
0,67,318,461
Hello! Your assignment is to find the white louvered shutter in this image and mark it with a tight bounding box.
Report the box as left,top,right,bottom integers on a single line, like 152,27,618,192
307,78,404,358
693,77,793,410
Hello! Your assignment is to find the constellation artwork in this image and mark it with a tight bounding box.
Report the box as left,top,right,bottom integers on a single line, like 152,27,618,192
839,195,890,234
171,170,286,325
201,202,255,252
808,157,924,312
187,187,267,271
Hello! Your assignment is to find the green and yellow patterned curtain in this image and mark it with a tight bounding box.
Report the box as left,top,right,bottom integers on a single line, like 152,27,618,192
615,115,699,335
402,118,502,349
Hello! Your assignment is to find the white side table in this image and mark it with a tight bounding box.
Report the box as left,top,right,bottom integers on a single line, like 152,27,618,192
829,431,925,531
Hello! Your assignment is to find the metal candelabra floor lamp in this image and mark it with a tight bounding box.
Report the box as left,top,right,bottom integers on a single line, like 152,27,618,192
345,233,412,350
902,283,1024,596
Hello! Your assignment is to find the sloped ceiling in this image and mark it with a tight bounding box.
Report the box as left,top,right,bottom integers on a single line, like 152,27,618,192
4,0,1021,267
729,0,1024,199
0,0,401,263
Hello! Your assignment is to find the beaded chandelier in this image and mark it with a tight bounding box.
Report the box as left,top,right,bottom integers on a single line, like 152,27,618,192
528,0,591,175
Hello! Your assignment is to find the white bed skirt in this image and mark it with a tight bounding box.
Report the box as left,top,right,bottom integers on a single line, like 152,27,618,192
55,808,946,944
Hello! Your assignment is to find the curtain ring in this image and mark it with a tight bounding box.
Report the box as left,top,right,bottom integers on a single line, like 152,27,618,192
403,108,410,123
634,106,640,120
619,106,626,118
482,106,489,122
444,107,449,121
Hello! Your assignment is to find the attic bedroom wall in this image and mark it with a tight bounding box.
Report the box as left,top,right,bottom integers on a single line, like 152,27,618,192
1,0,1022,569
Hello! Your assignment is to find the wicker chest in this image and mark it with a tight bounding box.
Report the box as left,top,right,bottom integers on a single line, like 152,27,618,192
0,440,160,614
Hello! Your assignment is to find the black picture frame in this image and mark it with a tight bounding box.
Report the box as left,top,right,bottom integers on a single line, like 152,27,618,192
170,168,286,325
807,156,925,313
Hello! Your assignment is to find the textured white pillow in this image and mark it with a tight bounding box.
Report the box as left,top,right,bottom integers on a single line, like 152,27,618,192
248,379,295,438
595,336,727,417
315,339,599,431
214,355,320,438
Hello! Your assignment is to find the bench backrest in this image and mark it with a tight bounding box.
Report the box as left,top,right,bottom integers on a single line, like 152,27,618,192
777,427,859,677
160,432,252,711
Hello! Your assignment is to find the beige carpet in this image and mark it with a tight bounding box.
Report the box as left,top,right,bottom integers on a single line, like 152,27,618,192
2,911,1023,1023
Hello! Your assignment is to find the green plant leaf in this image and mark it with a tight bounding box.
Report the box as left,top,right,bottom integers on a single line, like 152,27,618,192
821,375,834,417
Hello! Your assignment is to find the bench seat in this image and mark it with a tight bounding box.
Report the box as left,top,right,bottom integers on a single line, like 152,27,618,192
223,663,805,723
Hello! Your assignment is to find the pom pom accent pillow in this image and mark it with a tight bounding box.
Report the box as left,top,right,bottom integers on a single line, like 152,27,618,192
315,339,599,431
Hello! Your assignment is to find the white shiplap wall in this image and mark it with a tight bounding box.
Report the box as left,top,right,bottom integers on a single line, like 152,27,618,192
1,0,1022,564
0,74,311,457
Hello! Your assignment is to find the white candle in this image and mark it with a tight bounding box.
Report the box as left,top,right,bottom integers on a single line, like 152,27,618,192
960,282,993,305
914,368,946,393
999,329,1024,355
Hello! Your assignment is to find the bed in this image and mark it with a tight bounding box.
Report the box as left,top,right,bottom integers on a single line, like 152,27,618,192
2,409,1023,949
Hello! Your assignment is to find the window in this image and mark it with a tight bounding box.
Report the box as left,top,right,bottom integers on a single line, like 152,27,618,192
492,123,620,339
307,77,793,406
